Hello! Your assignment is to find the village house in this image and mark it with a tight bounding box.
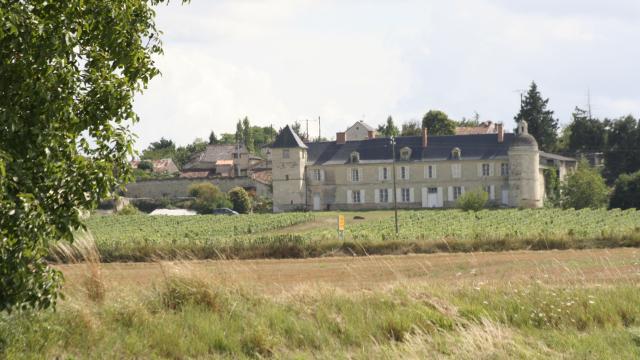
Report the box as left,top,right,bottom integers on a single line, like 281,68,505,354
180,144,263,178
131,158,179,174
271,120,576,212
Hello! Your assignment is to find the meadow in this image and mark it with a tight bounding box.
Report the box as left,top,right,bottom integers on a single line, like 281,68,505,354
79,208,640,262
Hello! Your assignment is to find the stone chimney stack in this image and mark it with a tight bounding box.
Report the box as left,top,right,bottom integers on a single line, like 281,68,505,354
336,132,346,144
497,123,504,143
422,127,428,148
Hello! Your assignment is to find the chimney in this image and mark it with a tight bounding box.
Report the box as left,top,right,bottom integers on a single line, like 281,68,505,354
367,130,375,140
336,132,346,144
422,127,428,148
497,123,504,143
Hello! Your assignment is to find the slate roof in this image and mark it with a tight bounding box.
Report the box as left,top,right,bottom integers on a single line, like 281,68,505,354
306,133,517,165
271,125,307,148
183,144,248,170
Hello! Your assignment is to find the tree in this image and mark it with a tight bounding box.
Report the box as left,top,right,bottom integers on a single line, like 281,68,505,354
208,131,219,145
174,139,208,169
0,0,178,311
291,121,305,140
514,82,559,151
567,107,606,153
422,110,456,135
137,160,154,172
377,116,400,137
604,115,640,182
188,183,230,214
242,117,255,153
141,137,176,160
235,120,244,144
400,120,422,136
228,187,251,214
560,160,609,209
219,133,236,144
456,188,488,211
457,111,481,127
610,171,640,209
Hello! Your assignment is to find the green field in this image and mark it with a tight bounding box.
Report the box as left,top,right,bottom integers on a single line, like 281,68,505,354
79,209,640,262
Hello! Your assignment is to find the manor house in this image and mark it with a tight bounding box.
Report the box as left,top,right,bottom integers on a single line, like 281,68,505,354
271,120,575,212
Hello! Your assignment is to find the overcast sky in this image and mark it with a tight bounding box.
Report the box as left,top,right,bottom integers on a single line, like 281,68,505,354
133,0,640,149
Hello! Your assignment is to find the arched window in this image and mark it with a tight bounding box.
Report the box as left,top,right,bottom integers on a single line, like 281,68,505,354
451,147,461,160
350,151,360,163
400,147,412,161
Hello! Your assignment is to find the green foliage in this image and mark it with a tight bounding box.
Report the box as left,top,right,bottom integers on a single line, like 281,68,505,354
543,167,561,207
208,131,218,145
561,161,609,209
188,183,230,214
242,117,254,153
456,188,488,211
514,82,559,151
291,121,305,140
457,111,481,127
0,0,177,311
117,204,140,216
604,115,640,182
567,107,606,152
141,138,176,160
422,110,456,135
252,196,273,214
228,187,251,214
137,160,154,172
610,171,640,209
377,116,400,137
173,139,207,169
400,120,422,136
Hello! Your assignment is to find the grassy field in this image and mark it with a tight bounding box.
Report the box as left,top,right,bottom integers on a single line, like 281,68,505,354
4,248,640,359
78,208,640,262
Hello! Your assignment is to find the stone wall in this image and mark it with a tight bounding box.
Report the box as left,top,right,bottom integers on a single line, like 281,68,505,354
124,177,271,199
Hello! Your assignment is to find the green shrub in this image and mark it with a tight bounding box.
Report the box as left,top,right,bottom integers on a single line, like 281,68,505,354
228,187,251,214
117,204,140,215
456,188,488,211
610,171,640,209
561,160,609,209
137,160,154,171
188,183,230,214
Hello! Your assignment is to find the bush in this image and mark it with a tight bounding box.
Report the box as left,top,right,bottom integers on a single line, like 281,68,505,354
252,196,273,214
117,204,140,215
188,182,230,214
228,187,251,214
610,171,640,209
456,188,488,211
561,160,609,209
137,160,154,171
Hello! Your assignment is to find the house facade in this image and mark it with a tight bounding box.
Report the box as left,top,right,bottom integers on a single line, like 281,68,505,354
271,121,573,212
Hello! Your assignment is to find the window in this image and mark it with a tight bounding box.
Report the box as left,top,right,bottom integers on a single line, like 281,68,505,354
351,168,360,182
401,166,408,180
426,165,435,179
452,186,462,200
451,147,461,160
283,149,290,159
428,187,438,194
501,163,509,176
379,189,389,203
451,164,462,178
350,151,360,163
312,169,322,181
400,147,412,161
382,167,388,180
401,188,411,202
352,190,362,203
482,163,490,177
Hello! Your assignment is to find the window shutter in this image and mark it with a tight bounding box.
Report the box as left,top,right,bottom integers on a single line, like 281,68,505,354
378,167,383,181
359,168,363,182
433,165,437,179
421,187,427,204
406,166,410,180
409,188,415,202
396,188,402,203
437,187,443,207
424,166,428,179
490,185,495,200
374,189,379,203
361,190,366,203
477,163,482,177
448,186,453,201
347,190,352,204
489,163,495,177
348,169,352,182
389,188,393,203
320,170,325,181
461,186,466,194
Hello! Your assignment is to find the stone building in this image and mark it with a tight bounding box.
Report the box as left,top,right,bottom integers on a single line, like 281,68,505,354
181,144,263,178
271,120,574,212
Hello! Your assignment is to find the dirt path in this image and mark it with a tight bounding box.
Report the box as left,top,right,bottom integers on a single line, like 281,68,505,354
57,248,640,294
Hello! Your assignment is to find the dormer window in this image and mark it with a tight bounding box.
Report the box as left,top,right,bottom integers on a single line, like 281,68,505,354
451,147,461,160
350,151,360,163
400,147,412,161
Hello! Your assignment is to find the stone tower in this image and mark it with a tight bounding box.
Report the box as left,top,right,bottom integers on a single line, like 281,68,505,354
271,125,308,212
508,120,542,208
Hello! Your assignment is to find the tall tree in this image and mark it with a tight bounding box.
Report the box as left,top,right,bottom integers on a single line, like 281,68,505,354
141,137,176,160
0,0,180,311
604,115,640,182
514,82,559,151
567,107,606,153
422,110,456,135
208,131,219,145
242,117,254,153
400,120,422,136
377,116,400,137
291,121,305,139
235,120,244,144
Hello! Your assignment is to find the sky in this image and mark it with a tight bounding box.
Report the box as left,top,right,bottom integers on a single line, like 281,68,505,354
133,0,640,149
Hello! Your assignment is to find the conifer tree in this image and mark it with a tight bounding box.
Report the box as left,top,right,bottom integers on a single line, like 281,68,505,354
514,82,559,151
